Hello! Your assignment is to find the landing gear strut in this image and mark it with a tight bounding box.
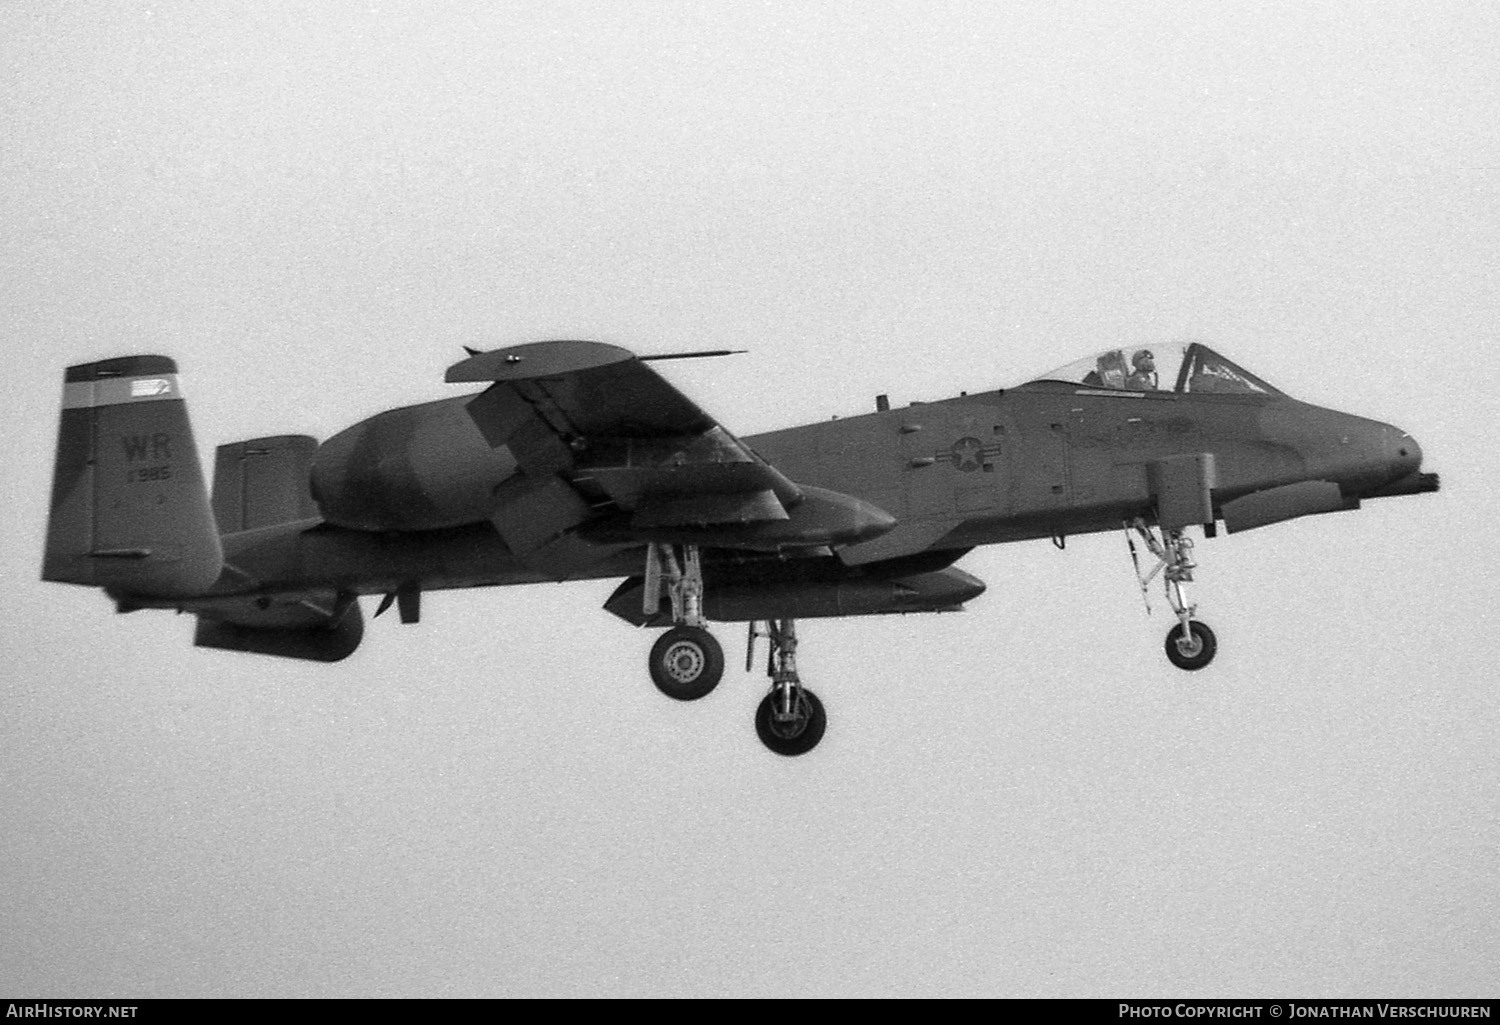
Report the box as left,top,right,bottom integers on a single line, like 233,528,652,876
748,618,826,756
643,543,724,700
638,547,828,752
1127,519,1218,671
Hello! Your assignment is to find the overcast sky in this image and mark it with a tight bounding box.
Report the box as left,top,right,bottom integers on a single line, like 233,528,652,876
3,0,1497,997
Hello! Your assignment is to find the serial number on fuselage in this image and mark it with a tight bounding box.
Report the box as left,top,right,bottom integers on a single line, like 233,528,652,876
1071,416,1198,448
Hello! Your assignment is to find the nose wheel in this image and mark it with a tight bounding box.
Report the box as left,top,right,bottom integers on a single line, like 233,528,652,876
1165,620,1217,671
1127,519,1218,671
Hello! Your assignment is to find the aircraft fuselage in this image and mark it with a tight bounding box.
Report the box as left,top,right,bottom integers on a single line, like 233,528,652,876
198,380,1425,609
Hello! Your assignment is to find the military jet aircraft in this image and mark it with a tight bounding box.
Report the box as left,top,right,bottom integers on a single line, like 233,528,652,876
43,340,1438,755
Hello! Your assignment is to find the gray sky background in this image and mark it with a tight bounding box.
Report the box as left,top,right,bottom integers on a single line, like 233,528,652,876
3,0,1497,997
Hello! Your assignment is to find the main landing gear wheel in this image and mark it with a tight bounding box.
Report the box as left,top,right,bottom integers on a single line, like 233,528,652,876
748,618,826,756
649,625,724,701
1165,620,1217,671
755,688,826,757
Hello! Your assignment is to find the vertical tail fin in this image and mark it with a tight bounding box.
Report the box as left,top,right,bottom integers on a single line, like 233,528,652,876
43,356,223,597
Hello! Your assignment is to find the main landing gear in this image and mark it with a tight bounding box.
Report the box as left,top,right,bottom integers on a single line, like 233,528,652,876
1127,519,1218,671
641,543,826,755
643,544,724,701
748,618,826,757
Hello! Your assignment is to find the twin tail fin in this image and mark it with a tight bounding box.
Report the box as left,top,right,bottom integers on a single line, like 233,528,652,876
43,356,222,598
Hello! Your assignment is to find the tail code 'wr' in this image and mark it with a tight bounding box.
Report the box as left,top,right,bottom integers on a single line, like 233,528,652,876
121,433,173,461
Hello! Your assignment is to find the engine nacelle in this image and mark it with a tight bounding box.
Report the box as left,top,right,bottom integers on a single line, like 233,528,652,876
310,398,518,531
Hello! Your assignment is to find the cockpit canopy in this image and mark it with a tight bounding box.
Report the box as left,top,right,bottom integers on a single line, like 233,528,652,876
1024,343,1282,396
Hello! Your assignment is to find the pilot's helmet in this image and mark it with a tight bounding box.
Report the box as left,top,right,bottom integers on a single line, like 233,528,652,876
1132,349,1155,368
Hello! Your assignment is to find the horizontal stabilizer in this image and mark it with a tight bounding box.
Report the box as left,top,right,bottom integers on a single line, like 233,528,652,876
192,591,363,662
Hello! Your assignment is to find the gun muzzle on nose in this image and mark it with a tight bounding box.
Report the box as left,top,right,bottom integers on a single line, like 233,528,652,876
1363,428,1439,498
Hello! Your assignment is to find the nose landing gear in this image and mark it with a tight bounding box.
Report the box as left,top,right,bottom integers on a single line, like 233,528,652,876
1127,518,1218,671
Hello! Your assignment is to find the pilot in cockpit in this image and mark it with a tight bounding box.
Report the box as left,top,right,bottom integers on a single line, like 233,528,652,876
1125,349,1158,391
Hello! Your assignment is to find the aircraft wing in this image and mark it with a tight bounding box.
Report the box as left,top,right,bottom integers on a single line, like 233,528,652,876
449,341,876,579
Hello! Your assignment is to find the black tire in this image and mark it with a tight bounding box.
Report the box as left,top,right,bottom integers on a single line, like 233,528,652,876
648,626,724,700
1165,620,1217,671
755,688,827,756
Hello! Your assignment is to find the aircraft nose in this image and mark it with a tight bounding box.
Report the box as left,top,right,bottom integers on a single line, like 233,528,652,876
1387,426,1423,478
1368,426,1440,498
